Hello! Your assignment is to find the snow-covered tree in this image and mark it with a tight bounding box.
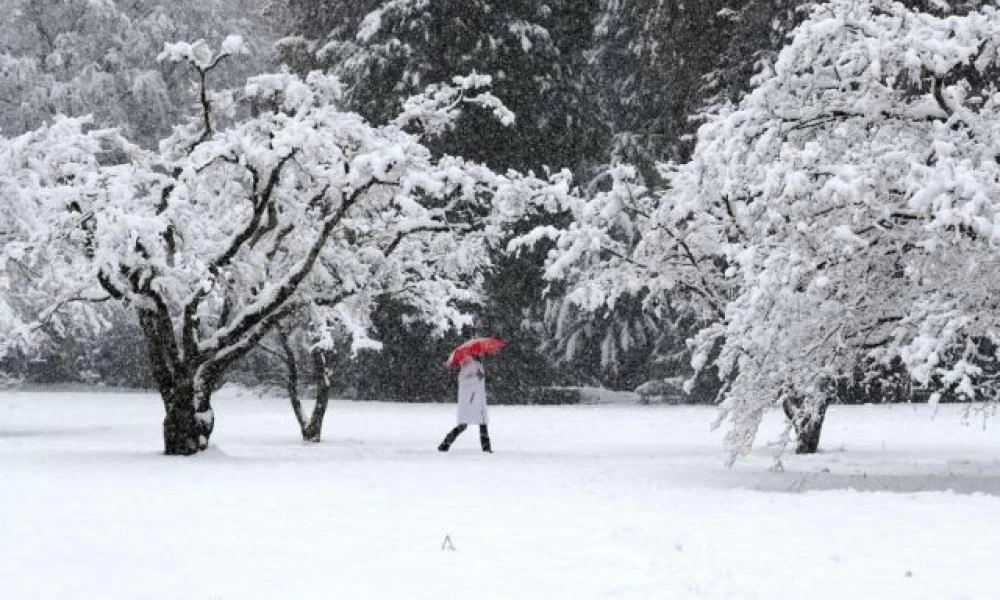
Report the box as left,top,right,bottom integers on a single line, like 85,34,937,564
0,0,274,146
274,0,610,404
671,0,1000,462
255,322,336,443
277,0,605,174
513,162,733,388
549,0,806,390
527,0,1000,463
594,0,731,168
0,38,568,454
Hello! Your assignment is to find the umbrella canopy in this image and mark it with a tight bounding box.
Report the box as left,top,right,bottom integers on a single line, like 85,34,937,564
446,337,506,368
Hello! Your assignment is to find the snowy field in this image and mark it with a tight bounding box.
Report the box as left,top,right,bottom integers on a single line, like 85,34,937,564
2,388,1000,600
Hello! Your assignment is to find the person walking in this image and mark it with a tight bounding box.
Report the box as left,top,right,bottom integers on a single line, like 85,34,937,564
438,355,492,452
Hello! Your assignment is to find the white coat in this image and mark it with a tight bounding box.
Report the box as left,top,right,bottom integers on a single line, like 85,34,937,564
456,358,488,425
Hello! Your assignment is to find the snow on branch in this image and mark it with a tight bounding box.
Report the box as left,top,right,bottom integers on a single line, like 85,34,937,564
157,36,249,72
393,72,515,137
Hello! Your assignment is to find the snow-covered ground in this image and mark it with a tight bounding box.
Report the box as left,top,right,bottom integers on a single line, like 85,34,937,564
1,388,999,600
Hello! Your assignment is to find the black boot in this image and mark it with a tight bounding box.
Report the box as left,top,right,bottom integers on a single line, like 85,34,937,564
438,424,467,452
479,425,492,453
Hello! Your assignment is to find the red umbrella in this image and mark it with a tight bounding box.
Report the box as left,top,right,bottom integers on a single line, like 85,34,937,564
446,336,506,368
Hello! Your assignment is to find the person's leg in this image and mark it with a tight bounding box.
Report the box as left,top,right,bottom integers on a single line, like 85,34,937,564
479,424,492,453
438,424,467,451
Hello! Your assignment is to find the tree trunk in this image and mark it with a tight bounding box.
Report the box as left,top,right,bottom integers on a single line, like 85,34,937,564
301,350,332,442
161,378,215,455
782,394,828,454
138,307,215,456
279,332,332,443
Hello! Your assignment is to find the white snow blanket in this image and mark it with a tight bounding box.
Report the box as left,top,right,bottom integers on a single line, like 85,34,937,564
455,358,488,425
3,389,1000,599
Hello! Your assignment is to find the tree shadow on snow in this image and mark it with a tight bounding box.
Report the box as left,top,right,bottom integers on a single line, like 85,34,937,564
720,456,1000,496
0,425,114,438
